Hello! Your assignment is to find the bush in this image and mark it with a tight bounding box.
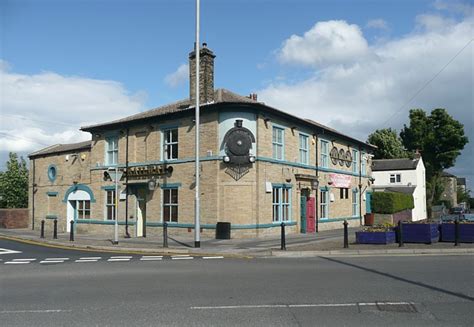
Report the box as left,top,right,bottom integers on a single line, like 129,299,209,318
372,192,414,214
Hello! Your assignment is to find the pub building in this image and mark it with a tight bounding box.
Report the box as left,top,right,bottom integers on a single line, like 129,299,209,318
29,44,375,238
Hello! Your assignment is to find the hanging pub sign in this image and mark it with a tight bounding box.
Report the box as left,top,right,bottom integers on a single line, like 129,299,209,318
124,165,173,180
330,147,352,167
329,173,352,188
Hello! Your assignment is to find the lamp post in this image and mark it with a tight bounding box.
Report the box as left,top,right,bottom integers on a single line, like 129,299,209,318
107,167,123,245
194,0,201,248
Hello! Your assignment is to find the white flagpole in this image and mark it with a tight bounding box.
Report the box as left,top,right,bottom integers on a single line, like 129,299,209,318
194,0,201,248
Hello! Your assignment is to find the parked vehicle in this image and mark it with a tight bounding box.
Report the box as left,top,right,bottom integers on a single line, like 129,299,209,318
450,207,465,214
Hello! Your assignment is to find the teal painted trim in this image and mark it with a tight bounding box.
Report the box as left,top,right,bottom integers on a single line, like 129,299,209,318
46,215,58,219
320,186,330,191
46,191,58,196
91,156,221,170
159,123,180,130
47,164,57,182
160,183,182,189
62,184,96,203
271,125,285,161
298,132,310,165
271,122,287,130
272,183,292,188
319,217,360,223
144,222,297,229
101,185,116,191
76,219,136,226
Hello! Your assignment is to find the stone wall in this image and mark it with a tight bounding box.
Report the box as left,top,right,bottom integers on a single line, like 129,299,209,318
0,209,29,228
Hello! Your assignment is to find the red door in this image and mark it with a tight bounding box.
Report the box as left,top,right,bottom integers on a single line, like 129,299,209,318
306,197,316,233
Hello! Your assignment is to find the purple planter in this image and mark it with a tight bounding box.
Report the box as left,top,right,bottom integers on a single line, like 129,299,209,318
402,223,439,243
440,223,474,243
356,231,396,244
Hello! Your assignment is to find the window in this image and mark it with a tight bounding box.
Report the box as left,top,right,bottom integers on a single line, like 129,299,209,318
163,188,178,222
106,137,118,165
390,174,401,183
352,149,358,174
77,200,91,219
352,189,359,217
361,152,367,175
272,186,291,222
106,190,116,220
164,128,178,160
299,134,309,164
320,140,329,168
320,190,329,218
340,188,349,199
272,127,284,160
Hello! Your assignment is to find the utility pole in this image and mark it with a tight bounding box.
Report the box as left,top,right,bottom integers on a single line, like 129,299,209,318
194,0,201,248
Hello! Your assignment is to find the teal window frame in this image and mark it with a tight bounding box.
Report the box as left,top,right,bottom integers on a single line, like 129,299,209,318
320,189,329,219
105,136,119,166
105,189,116,221
163,128,178,161
352,189,359,217
299,133,309,165
272,185,291,223
272,126,285,161
361,152,367,175
320,140,329,168
352,149,358,174
163,188,179,222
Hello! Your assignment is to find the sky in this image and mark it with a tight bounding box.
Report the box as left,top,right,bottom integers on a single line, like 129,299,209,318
0,0,473,189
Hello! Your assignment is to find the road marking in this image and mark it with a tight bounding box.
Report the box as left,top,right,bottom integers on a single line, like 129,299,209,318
4,262,28,265
107,258,131,262
0,309,72,314
75,259,98,263
79,257,101,260
140,256,163,261
190,302,416,310
44,258,70,261
40,260,65,264
0,248,22,255
171,255,190,257
172,256,194,260
202,256,224,259
110,256,133,259
12,258,36,261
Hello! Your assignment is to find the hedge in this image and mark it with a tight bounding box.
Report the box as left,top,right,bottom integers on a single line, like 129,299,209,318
372,192,414,214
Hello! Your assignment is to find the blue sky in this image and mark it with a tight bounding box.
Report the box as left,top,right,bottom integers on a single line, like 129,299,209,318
1,0,473,187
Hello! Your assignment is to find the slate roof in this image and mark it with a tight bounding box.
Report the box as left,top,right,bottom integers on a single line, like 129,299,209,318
29,140,91,158
372,158,419,171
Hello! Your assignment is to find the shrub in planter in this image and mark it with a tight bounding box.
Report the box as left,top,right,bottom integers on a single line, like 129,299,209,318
401,221,439,244
440,221,474,243
356,225,396,244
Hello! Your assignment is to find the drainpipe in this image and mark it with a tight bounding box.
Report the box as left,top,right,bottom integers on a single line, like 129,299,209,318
124,127,130,238
314,133,319,233
358,145,362,226
31,159,36,230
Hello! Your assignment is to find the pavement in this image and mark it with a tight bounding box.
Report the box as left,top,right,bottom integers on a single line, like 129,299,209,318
1,226,473,257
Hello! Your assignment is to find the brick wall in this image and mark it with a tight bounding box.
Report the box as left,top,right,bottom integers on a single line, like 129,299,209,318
0,209,29,228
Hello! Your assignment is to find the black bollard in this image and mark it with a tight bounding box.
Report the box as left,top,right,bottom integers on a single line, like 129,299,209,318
163,222,168,248
40,220,45,239
53,219,58,239
343,220,349,249
398,221,404,247
280,222,286,250
454,219,460,247
69,221,74,242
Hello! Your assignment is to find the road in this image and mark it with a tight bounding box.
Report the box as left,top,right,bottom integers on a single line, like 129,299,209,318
1,238,473,326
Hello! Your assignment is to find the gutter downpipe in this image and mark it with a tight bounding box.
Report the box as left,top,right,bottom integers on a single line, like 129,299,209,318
125,127,130,238
315,133,319,233
32,159,35,230
359,145,362,226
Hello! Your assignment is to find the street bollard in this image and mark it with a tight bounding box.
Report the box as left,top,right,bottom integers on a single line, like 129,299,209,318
398,220,404,247
69,221,74,242
53,219,58,239
454,219,460,247
280,222,286,251
343,220,349,249
163,222,168,248
40,220,45,239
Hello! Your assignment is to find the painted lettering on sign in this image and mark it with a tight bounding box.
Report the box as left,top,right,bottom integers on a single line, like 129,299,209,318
329,173,352,188
124,165,173,180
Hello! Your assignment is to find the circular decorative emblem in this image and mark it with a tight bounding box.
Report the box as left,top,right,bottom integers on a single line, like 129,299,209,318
338,149,345,166
345,150,352,167
330,147,338,165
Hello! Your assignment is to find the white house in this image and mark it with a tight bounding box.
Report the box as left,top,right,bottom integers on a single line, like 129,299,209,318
371,157,427,221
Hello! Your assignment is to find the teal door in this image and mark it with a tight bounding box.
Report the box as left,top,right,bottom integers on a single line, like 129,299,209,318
366,192,372,214
300,196,307,233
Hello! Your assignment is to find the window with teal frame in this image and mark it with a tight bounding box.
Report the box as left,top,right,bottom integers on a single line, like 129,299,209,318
320,140,329,168
272,126,284,160
299,134,309,165
352,149,358,174
47,165,57,182
105,136,118,165
361,152,367,175
352,189,359,217
320,190,329,218
272,186,291,222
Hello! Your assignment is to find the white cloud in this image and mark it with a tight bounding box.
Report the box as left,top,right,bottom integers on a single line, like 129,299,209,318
0,64,145,152
278,20,369,67
259,13,473,181
165,63,188,88
366,19,389,30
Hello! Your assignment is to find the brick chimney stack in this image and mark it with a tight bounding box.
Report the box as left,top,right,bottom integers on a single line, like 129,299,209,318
189,43,216,103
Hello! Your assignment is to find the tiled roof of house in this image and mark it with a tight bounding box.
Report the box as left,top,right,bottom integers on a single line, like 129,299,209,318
29,140,91,158
372,158,419,171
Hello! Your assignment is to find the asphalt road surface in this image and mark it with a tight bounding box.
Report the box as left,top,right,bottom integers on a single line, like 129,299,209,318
1,238,473,326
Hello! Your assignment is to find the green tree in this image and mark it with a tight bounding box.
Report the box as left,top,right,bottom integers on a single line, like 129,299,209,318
367,128,408,159
400,108,469,214
457,186,471,205
0,152,29,208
